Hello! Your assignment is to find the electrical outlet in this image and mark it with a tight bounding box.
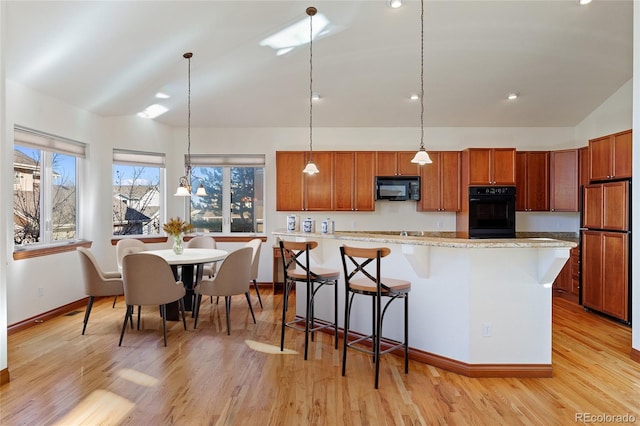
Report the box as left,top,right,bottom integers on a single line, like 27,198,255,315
482,322,492,337
38,287,44,297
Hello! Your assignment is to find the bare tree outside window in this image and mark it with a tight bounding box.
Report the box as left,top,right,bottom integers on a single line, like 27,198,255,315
112,165,161,235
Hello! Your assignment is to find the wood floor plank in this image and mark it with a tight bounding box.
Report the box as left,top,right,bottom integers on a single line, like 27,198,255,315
2,292,640,425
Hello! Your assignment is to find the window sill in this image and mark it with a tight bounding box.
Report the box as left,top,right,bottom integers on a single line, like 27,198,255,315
13,240,92,261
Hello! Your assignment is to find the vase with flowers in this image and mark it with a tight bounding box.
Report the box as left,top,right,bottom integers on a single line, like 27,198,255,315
163,217,194,255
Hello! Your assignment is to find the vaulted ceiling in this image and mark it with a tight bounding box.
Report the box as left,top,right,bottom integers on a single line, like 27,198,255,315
5,0,633,128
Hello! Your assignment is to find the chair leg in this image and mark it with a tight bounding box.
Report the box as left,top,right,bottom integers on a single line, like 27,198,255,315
280,280,289,352
161,304,168,347
245,292,256,324
179,298,187,331
333,279,338,349
119,305,132,346
253,279,263,309
112,295,118,308
342,293,351,377
137,306,141,330
194,294,202,329
82,296,95,335
225,296,231,335
404,294,409,374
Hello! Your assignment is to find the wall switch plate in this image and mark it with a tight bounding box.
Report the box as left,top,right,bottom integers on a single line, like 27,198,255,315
482,322,492,337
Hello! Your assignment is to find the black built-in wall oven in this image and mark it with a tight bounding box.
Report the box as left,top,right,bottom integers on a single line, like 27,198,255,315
468,186,516,238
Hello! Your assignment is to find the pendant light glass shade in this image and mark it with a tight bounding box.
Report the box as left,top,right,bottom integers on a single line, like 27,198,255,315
195,184,207,196
174,184,191,197
410,0,432,166
302,160,319,175
303,7,319,175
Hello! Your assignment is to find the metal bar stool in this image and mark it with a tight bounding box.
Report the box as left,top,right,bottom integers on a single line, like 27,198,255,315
339,245,411,389
279,240,339,360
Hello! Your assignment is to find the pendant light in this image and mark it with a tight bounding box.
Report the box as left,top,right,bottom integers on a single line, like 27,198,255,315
175,52,207,196
410,0,432,166
302,6,320,175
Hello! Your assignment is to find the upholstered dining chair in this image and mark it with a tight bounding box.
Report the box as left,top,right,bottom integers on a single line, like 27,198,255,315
339,245,411,389
279,240,339,360
245,238,263,308
186,235,217,278
119,252,187,347
193,247,256,335
77,247,124,335
115,239,147,307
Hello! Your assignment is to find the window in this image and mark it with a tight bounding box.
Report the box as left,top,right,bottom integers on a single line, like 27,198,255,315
188,154,265,234
13,126,85,247
113,149,165,236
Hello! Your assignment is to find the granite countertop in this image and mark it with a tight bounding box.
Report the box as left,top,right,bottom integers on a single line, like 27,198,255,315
272,230,578,249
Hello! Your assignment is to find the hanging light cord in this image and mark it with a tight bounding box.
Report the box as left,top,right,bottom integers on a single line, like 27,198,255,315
420,0,425,151
308,7,315,163
185,52,192,180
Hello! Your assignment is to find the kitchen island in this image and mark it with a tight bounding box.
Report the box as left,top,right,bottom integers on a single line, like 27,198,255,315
273,230,577,377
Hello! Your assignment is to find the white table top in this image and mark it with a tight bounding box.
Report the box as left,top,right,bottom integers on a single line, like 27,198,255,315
145,248,228,265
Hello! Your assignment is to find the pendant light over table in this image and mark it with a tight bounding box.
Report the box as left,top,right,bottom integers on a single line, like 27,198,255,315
175,52,207,196
410,0,432,166
302,6,320,175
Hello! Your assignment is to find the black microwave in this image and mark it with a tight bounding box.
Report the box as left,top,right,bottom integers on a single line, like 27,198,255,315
375,176,421,201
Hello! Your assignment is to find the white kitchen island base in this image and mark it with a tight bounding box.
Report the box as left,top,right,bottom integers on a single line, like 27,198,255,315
273,231,576,377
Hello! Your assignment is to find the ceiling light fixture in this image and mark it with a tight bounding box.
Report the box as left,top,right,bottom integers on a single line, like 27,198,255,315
507,93,519,100
388,0,404,9
411,0,432,166
579,0,592,5
137,104,168,119
175,52,206,197
303,7,320,175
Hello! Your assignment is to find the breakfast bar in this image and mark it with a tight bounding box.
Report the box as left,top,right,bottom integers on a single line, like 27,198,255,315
273,230,577,377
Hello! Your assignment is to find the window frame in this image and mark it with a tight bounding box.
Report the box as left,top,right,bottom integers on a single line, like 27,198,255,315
112,148,166,238
188,154,266,235
13,126,86,256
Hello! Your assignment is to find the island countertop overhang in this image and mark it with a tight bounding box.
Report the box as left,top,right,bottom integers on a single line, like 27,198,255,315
272,230,577,249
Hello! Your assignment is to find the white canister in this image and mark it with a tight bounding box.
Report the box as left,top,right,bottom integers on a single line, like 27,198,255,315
287,214,299,232
303,218,315,233
321,218,334,234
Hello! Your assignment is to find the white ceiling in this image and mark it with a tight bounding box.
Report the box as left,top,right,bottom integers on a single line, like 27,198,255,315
5,0,633,129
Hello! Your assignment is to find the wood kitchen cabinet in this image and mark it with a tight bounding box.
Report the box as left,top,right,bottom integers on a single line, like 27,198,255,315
376,151,419,176
418,151,461,212
582,230,629,322
589,129,632,182
582,181,629,231
463,148,516,185
515,151,549,211
276,151,305,211
549,149,578,212
334,151,375,211
275,151,334,211
553,246,579,304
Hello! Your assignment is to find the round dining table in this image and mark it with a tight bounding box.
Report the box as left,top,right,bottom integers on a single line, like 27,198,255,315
145,248,228,319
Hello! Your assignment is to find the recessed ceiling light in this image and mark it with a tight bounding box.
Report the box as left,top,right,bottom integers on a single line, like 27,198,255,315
507,93,519,101
388,0,403,9
579,0,592,5
137,104,168,119
311,92,320,101
410,94,419,101
155,92,170,99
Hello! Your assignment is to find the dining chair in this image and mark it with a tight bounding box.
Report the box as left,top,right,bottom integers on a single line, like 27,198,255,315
245,238,263,308
119,252,187,347
114,239,147,307
186,235,217,278
339,245,411,389
77,247,124,335
193,247,256,335
279,240,339,360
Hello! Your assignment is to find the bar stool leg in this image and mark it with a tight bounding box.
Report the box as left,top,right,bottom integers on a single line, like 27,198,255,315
333,278,338,349
304,279,312,360
405,294,409,374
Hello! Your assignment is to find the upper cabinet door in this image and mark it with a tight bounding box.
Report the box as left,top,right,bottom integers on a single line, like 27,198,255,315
397,152,419,176
375,151,419,176
612,130,632,179
491,148,517,185
353,151,376,211
276,151,305,211
334,152,355,211
304,151,334,211
550,149,578,212
440,151,461,211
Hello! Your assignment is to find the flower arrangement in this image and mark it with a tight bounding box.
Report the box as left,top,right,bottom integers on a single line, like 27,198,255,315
163,217,193,237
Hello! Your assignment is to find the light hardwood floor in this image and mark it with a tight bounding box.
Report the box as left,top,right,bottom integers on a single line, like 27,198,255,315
1,290,640,425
